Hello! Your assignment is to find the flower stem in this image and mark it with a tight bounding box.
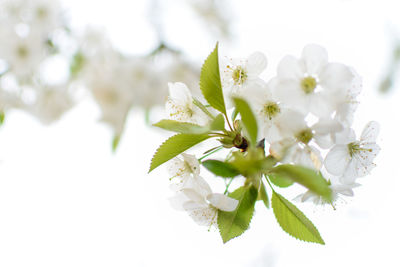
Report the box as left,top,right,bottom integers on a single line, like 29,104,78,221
199,146,224,161
224,178,234,195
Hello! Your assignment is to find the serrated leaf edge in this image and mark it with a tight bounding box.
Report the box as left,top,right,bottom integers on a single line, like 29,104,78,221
149,133,210,173
199,43,226,114
271,192,325,245
218,186,257,243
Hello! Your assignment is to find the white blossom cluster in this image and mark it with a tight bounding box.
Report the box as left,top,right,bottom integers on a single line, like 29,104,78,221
165,44,380,226
0,0,232,146
73,28,200,139
0,0,74,124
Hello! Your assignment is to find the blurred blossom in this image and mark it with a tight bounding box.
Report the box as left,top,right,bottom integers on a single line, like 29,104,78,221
0,0,72,125
0,0,232,149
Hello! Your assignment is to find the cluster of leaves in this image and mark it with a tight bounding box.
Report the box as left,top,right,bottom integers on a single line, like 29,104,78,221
149,43,332,245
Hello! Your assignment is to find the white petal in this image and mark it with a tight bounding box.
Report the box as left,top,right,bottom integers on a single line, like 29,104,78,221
349,68,363,97
181,188,206,204
353,144,380,177
167,157,185,178
181,153,200,176
334,128,356,145
263,122,281,144
274,80,305,111
168,192,189,211
335,102,358,127
301,44,328,74
277,56,304,80
314,134,334,149
183,176,212,197
269,138,296,160
192,105,211,126
330,184,355,197
187,207,217,226
360,121,380,143
288,145,321,170
275,109,307,137
319,63,354,91
294,191,315,203
312,118,343,135
207,193,239,212
308,92,336,117
246,51,267,76
182,200,207,211
168,82,192,106
341,159,358,184
324,145,350,176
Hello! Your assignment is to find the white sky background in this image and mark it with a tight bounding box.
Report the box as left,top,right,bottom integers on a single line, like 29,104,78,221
0,0,399,266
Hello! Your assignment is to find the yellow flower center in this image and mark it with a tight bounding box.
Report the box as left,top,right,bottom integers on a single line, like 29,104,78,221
263,102,280,120
232,66,247,85
17,45,28,58
301,76,317,94
296,129,313,144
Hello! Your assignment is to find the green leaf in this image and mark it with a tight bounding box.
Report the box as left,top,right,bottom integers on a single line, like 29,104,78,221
210,114,225,131
218,185,258,243
153,120,209,134
268,174,294,188
202,160,240,178
199,43,226,114
258,182,269,208
271,192,325,244
149,133,210,173
271,165,332,201
232,97,258,145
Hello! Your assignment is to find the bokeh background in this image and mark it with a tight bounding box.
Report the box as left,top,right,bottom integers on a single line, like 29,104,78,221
0,0,398,266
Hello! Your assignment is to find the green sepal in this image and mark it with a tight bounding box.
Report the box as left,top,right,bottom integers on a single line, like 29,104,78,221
0,111,4,126
112,135,120,152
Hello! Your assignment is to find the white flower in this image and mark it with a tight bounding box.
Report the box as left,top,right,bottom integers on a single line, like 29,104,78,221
274,44,354,117
26,0,63,34
0,30,47,79
170,175,238,227
25,83,74,125
168,153,201,191
243,81,295,143
186,0,232,39
221,52,267,100
269,110,342,169
168,153,238,227
165,82,209,125
324,122,380,184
